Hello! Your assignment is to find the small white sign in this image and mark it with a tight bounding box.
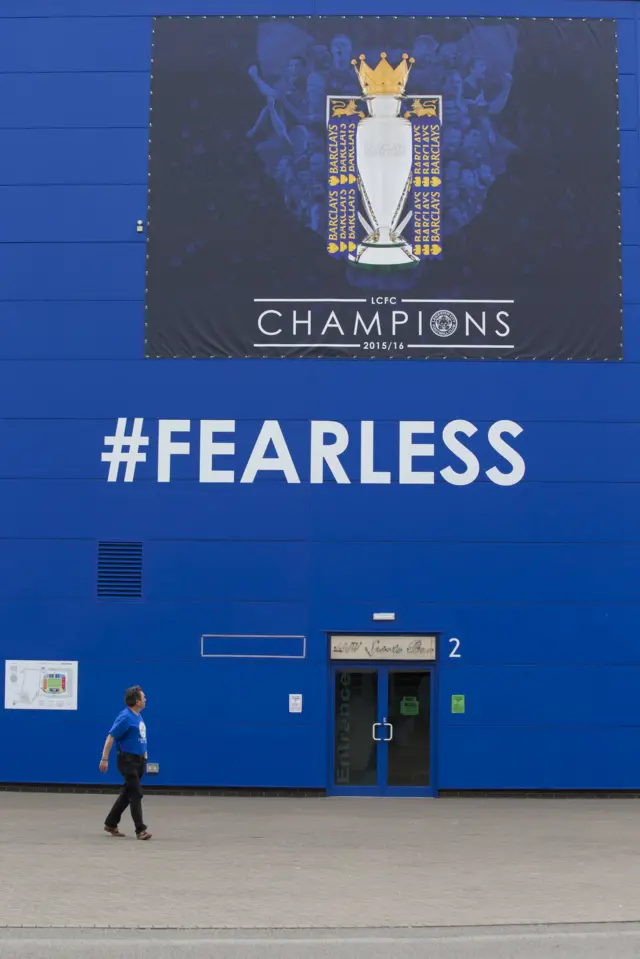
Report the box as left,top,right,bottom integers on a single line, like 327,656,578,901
4,660,78,710
330,635,436,661
289,693,303,713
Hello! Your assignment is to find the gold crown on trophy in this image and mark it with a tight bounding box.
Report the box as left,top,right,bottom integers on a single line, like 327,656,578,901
351,52,414,95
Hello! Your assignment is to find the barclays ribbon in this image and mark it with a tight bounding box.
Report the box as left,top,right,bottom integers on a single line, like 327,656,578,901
409,103,443,260
327,107,359,260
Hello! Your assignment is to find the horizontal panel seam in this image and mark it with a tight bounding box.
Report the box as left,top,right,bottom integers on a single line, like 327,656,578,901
5,535,640,544
0,126,149,131
0,70,150,75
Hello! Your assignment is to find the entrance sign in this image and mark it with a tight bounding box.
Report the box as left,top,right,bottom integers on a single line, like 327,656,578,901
330,635,436,661
5,660,78,711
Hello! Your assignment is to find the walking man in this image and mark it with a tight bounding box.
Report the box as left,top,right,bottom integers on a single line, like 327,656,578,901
99,685,152,840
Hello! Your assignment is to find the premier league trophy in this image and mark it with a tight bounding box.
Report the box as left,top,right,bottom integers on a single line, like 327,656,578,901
352,52,415,266
326,53,442,268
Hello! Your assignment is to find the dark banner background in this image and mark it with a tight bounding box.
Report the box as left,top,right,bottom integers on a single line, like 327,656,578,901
145,16,621,360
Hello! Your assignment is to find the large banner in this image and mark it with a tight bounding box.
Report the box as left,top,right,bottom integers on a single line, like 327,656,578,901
145,17,621,360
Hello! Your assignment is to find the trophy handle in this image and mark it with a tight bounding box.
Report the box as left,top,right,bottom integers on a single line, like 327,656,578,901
358,174,379,233
390,172,413,234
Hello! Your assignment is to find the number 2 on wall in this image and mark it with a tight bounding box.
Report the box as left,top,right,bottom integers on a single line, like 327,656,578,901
449,637,461,658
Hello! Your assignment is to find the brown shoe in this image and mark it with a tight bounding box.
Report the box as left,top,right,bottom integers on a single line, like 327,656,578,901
136,830,152,841
104,825,125,837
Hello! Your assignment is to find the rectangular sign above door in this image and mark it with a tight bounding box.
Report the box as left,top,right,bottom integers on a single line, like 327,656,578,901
330,635,436,661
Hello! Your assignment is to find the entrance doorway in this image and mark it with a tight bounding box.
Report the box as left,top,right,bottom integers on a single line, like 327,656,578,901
330,666,434,796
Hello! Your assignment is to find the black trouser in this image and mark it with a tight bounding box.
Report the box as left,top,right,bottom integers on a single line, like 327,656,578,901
104,753,147,834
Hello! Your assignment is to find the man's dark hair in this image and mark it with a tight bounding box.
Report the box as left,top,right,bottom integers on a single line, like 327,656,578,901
124,685,143,707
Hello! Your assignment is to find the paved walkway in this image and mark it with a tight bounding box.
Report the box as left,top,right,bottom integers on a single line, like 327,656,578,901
4,926,640,959
1,793,640,929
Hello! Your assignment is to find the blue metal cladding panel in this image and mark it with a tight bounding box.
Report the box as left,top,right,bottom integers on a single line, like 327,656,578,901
4,360,640,418
0,74,150,128
0,1,315,14
0,304,144,360
312,604,640,665
201,635,307,657
310,543,640,605
624,302,640,355
619,73,639,129
620,130,640,186
618,13,638,72
4,481,640,543
0,130,150,185
0,541,96,600
0,187,148,243
314,1,632,13
439,666,640,726
0,659,326,787
0,246,145,300
0,18,151,72
0,1,639,790
438,727,640,791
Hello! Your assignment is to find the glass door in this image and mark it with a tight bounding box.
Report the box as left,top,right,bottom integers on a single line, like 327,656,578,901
333,668,379,794
331,666,434,796
384,670,432,793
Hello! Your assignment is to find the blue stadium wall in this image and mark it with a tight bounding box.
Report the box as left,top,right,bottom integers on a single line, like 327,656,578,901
0,0,639,791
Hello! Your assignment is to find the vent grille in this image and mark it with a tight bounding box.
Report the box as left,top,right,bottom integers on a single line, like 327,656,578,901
97,542,143,599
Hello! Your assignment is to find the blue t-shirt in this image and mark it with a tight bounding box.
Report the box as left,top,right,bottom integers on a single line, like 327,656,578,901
109,707,147,756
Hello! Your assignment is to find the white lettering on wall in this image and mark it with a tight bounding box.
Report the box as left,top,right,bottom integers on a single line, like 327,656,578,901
310,421,350,484
399,421,435,485
240,420,301,483
199,420,235,483
157,419,191,483
486,420,526,486
440,420,480,486
103,418,526,486
360,421,391,484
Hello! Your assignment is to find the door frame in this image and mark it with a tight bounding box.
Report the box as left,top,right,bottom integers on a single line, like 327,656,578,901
327,660,438,797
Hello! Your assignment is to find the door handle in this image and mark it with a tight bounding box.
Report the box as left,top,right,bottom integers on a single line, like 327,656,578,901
372,722,383,742
383,722,393,742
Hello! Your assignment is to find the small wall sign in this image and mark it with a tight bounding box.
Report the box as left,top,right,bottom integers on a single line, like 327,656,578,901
330,635,436,661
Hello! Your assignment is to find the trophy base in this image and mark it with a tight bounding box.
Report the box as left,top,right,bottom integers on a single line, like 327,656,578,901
354,239,418,268
349,259,422,273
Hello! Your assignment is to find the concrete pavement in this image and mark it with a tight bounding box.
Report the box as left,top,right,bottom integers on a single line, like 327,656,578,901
4,926,640,958
1,793,640,929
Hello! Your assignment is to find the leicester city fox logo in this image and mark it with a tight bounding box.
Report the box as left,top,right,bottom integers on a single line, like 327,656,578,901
430,309,458,337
